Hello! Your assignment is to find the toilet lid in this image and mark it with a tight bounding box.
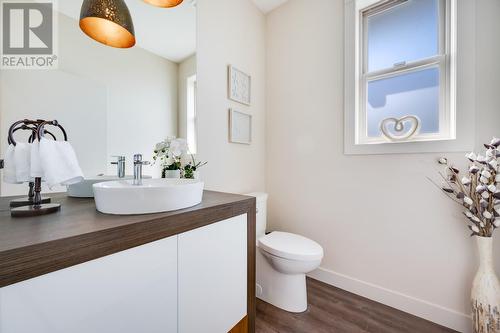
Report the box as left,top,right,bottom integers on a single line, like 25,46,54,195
258,232,324,261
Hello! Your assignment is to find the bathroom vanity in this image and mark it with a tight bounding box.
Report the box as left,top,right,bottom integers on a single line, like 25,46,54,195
0,191,256,333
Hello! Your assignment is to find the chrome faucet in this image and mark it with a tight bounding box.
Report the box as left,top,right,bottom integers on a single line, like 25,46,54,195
111,156,126,178
133,154,150,185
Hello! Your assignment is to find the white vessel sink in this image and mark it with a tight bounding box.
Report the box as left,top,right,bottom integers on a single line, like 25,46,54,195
93,178,204,215
67,175,151,198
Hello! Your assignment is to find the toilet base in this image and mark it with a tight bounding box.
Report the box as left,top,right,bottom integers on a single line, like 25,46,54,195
256,249,308,313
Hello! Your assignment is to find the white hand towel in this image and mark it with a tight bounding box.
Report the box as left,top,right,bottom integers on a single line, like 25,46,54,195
3,144,21,184
14,143,31,183
38,137,84,187
30,141,44,179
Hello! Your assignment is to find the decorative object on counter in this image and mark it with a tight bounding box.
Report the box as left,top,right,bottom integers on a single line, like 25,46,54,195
79,0,136,48
143,0,183,8
2,119,84,217
5,119,62,217
5,121,53,208
183,154,207,179
431,138,500,333
229,109,252,145
228,65,251,106
164,169,181,179
163,162,181,179
380,115,421,142
161,169,181,179
153,137,187,178
153,138,206,179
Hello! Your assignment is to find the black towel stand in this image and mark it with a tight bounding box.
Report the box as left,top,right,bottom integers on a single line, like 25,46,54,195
7,119,67,218
8,121,56,208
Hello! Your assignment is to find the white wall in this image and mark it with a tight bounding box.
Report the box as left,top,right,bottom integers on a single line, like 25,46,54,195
266,0,500,332
178,54,197,140
475,0,500,149
196,0,267,194
0,12,178,195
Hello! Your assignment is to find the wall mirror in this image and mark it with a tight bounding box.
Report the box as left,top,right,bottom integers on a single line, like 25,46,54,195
0,0,197,196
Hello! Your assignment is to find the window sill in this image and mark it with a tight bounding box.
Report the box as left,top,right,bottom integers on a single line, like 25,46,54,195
344,138,473,155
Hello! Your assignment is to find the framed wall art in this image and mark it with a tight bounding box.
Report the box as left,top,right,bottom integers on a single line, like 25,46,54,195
229,109,252,145
228,65,251,106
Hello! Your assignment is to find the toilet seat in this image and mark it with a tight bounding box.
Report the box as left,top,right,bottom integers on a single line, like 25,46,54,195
258,232,323,262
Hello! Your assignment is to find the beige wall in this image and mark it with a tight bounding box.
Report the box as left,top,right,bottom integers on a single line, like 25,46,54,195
196,0,267,193
475,0,500,148
266,0,500,332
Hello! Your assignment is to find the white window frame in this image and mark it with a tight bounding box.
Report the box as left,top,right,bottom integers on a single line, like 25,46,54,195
344,0,476,155
355,0,456,145
357,0,456,145
186,74,197,154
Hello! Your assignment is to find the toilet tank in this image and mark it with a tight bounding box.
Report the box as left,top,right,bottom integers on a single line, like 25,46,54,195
245,192,268,239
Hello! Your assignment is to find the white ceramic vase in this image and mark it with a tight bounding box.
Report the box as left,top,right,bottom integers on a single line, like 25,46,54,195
164,169,181,179
471,236,500,333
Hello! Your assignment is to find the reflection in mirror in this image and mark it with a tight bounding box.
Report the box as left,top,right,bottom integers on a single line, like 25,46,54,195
0,0,197,197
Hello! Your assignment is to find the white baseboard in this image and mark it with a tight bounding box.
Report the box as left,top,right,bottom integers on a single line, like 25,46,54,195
307,267,471,333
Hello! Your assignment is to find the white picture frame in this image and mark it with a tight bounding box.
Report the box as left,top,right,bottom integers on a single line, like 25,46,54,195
229,109,252,145
228,65,251,106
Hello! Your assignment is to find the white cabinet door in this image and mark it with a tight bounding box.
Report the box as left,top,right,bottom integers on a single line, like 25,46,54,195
178,215,247,333
0,236,178,333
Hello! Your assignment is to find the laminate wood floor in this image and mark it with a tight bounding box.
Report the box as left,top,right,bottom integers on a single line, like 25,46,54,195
256,277,458,333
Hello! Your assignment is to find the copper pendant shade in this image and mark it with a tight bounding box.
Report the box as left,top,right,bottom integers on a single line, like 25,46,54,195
80,0,136,48
142,0,183,8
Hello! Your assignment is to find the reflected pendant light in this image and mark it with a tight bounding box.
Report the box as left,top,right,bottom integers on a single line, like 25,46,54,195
142,0,183,8
80,0,136,48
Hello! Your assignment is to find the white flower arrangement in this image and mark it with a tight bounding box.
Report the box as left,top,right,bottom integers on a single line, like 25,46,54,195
433,138,500,237
153,137,188,172
153,137,206,179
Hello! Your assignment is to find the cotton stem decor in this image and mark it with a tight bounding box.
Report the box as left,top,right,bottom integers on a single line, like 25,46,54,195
432,137,500,333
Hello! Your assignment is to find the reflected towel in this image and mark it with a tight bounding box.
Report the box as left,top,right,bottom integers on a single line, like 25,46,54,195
38,137,84,187
3,144,21,184
14,143,31,183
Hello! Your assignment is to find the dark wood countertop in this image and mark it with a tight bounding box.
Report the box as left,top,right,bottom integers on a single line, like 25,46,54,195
0,191,256,288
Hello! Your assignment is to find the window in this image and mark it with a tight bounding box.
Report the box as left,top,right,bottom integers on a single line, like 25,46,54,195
354,0,456,145
186,74,197,154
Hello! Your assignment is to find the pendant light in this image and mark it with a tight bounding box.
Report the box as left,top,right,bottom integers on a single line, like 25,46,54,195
80,0,136,48
142,0,183,8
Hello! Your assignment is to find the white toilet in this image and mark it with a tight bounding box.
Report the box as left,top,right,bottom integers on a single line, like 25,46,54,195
246,193,324,313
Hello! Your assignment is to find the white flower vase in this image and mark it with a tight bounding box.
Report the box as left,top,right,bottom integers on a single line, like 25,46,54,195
471,236,500,333
193,171,201,180
164,169,181,179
